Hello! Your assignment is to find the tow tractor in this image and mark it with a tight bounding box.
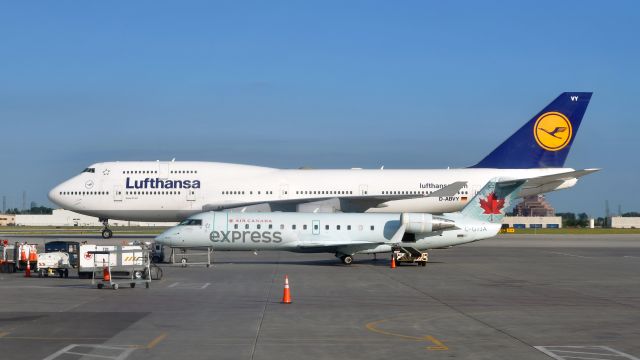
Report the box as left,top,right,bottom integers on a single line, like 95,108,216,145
393,247,429,266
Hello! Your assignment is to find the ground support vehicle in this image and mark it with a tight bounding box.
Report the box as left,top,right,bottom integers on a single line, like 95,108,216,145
90,248,151,290
393,247,429,266
37,252,72,278
170,247,213,267
0,242,37,272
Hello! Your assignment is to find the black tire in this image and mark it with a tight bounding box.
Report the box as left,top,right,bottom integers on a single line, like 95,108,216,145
149,266,163,280
341,255,353,265
64,269,69,278
97,283,104,289
151,255,161,264
58,270,64,278
130,283,136,288
145,282,150,289
101,229,113,239
181,258,187,268
113,283,119,290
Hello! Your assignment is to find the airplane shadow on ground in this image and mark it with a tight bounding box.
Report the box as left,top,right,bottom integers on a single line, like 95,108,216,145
205,259,444,267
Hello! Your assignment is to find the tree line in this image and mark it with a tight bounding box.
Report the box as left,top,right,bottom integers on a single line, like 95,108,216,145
4,206,54,215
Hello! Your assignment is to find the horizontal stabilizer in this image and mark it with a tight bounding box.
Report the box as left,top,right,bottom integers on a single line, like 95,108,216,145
426,181,467,198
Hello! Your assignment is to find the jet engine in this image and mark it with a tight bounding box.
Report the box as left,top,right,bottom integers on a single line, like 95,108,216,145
401,213,456,234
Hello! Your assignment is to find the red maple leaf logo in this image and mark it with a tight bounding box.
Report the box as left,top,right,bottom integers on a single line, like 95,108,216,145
479,192,505,214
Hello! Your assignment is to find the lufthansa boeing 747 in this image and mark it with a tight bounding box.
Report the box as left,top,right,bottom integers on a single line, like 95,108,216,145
49,92,598,238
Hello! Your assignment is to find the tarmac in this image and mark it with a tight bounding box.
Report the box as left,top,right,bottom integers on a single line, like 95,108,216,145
0,233,639,360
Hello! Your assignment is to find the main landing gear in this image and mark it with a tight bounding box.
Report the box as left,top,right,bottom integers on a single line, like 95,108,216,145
100,218,113,239
338,254,354,265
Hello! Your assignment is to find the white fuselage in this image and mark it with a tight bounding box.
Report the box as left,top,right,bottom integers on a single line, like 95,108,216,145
48,161,574,222
155,212,501,254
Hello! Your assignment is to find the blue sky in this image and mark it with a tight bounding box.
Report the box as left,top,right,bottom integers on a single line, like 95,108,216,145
0,1,637,216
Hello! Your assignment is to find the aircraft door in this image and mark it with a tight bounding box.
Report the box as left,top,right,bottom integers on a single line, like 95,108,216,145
279,184,289,199
158,163,169,179
187,189,196,201
113,186,123,201
359,184,368,195
312,220,320,235
212,212,229,230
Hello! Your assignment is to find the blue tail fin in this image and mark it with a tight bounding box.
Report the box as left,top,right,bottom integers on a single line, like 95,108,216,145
461,179,525,223
471,92,592,168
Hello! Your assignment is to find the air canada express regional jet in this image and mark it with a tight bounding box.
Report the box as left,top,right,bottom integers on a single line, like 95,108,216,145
155,178,525,264
49,92,599,238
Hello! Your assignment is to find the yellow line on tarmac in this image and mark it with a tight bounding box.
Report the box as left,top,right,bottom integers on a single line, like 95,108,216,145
145,332,167,349
365,318,449,351
365,319,424,341
425,335,449,350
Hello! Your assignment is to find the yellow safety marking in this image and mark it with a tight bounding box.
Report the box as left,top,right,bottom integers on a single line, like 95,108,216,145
365,318,448,351
144,332,167,349
425,335,449,350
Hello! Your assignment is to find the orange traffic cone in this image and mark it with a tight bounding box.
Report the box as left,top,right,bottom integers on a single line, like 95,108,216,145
103,265,111,282
390,255,396,269
25,258,31,278
281,275,292,304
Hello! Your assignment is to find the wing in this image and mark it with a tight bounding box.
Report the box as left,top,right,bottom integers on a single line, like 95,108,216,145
202,182,467,213
291,225,406,254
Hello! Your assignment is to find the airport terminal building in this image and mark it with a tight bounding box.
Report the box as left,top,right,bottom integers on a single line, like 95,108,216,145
502,216,562,229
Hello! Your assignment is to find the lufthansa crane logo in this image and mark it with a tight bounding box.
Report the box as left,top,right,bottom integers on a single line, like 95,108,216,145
533,112,572,151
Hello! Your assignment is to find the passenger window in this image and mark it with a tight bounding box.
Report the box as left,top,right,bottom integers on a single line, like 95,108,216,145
314,225,318,230
292,224,296,230
234,224,238,229
257,224,261,229
303,225,307,230
325,225,329,230
370,225,375,231
347,225,351,230
269,224,273,229
337,225,341,230
280,224,284,230
245,224,249,229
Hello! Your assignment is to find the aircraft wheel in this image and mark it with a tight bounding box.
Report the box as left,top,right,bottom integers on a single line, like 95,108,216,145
64,269,69,278
113,283,119,290
130,283,136,288
102,229,113,239
97,283,104,289
180,258,187,267
340,255,353,265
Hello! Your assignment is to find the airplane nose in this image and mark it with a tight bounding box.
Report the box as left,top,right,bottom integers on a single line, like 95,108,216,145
155,231,173,247
48,186,62,207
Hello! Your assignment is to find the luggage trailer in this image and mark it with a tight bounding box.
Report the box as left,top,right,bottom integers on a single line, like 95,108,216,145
89,248,151,290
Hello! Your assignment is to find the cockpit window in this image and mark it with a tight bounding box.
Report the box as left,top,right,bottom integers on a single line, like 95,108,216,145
178,219,202,226
82,168,95,173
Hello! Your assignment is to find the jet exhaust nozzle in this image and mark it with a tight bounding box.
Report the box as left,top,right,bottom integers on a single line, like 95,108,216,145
401,213,455,233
